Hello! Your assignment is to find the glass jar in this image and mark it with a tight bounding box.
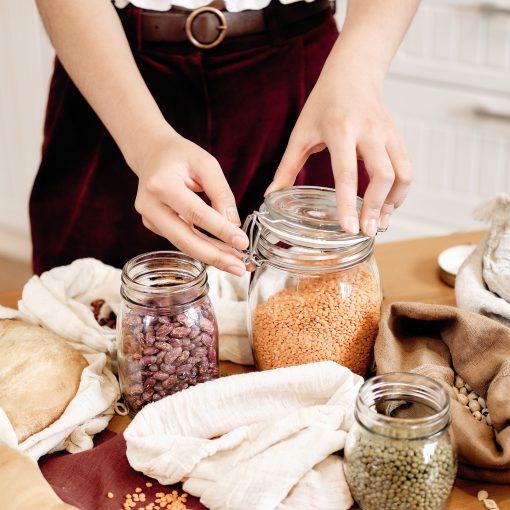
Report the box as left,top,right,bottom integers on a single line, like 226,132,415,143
344,372,457,510
117,251,219,414
243,186,382,376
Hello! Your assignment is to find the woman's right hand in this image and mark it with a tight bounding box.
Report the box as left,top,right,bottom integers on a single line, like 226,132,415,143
132,130,249,276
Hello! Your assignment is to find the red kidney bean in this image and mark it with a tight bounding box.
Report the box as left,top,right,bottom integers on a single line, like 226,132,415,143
176,313,192,327
175,351,190,364
171,326,191,338
192,347,207,358
142,355,157,366
162,375,179,389
156,323,174,337
189,326,200,339
199,317,215,335
164,347,182,364
160,363,176,374
154,341,172,351
144,377,156,388
118,299,219,414
156,350,166,364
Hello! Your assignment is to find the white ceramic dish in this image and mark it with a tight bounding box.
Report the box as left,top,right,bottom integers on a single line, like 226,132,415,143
437,244,476,287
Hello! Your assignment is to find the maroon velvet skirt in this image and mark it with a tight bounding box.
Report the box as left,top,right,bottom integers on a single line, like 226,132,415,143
30,5,367,274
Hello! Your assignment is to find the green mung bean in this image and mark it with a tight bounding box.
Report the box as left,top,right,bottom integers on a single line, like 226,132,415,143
344,434,457,510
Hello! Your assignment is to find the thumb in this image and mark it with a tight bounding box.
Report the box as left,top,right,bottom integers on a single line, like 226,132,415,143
265,132,309,196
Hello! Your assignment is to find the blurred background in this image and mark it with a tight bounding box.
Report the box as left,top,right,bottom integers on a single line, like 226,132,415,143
1,0,509,290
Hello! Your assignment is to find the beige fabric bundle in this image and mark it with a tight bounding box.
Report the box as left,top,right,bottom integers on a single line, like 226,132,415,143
456,194,510,326
375,302,510,483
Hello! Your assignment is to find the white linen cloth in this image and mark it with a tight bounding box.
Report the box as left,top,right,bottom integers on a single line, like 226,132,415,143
125,361,362,510
0,257,254,458
114,0,315,14
0,259,120,459
456,195,510,327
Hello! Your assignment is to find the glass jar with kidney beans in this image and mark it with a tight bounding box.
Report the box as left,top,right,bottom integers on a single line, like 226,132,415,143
117,251,219,415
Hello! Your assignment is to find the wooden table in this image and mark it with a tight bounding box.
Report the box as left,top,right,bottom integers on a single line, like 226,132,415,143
2,230,509,509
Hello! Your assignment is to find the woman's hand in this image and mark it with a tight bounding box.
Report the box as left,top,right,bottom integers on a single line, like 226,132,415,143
35,0,248,276
266,0,419,237
133,130,249,276
266,72,412,237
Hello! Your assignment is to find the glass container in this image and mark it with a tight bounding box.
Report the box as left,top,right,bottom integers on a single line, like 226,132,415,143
344,372,457,510
243,186,383,376
117,251,219,414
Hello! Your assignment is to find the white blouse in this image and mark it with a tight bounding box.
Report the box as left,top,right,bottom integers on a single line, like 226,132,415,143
114,0,313,13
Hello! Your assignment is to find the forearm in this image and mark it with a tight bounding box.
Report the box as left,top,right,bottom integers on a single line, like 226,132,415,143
36,0,169,170
326,0,420,88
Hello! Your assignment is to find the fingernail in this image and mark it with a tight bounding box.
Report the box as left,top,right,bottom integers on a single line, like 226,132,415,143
346,216,359,235
364,218,378,237
379,213,391,230
225,206,241,226
227,264,246,277
232,234,249,251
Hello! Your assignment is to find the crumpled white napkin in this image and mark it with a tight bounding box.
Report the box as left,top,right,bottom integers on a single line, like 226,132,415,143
125,361,362,510
0,258,120,459
0,258,122,358
456,195,510,327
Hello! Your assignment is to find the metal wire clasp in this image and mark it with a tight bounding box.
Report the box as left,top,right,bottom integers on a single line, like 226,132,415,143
241,212,264,268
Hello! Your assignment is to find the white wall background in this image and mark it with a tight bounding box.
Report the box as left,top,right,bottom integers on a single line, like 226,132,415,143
0,0,509,263
0,0,54,261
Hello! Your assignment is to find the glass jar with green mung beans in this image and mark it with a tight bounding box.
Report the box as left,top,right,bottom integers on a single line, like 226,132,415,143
344,372,457,510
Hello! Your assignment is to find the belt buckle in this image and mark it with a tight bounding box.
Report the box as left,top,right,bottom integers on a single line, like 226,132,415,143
185,6,227,49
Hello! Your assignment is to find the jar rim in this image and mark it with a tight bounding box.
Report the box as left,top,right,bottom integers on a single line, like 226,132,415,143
355,372,451,439
121,251,208,306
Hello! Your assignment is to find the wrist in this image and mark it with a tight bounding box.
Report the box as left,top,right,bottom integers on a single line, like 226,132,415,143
120,119,179,176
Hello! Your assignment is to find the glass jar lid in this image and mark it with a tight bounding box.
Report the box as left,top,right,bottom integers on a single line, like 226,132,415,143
243,186,386,271
258,186,385,248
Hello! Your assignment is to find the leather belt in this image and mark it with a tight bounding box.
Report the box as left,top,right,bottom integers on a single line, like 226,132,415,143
139,0,332,49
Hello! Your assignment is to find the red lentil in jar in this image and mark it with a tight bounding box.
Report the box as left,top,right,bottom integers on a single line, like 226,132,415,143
244,186,383,376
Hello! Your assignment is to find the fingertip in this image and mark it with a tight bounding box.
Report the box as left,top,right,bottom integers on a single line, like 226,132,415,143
232,233,249,251
361,218,378,237
343,215,360,235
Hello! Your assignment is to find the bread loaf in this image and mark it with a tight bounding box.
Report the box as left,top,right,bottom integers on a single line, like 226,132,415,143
0,319,88,443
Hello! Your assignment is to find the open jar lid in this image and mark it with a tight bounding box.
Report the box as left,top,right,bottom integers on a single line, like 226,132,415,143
258,186,383,248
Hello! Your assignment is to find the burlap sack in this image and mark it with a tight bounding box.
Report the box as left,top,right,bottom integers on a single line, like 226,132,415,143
375,302,510,483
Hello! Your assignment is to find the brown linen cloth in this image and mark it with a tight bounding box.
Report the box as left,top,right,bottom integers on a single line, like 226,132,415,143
374,302,510,483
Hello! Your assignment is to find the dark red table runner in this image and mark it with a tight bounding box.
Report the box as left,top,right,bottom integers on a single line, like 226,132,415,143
39,432,206,510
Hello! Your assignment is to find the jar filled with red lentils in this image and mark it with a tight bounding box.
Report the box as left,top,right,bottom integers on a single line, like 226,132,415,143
117,251,219,415
243,186,383,376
